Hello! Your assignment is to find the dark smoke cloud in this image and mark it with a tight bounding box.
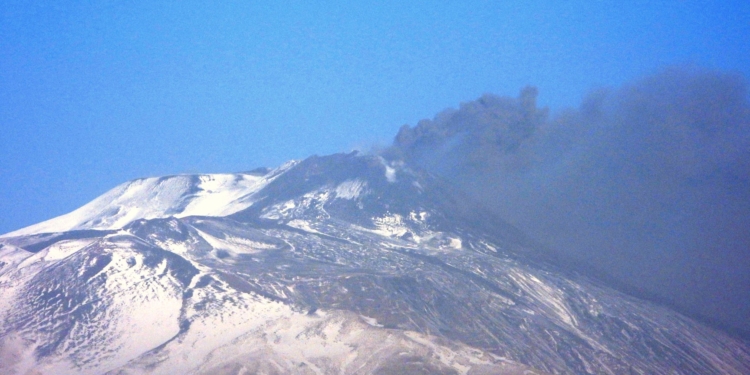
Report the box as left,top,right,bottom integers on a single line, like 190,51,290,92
386,67,750,336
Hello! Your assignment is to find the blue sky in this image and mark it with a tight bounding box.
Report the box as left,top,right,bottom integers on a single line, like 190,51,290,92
1,1,748,234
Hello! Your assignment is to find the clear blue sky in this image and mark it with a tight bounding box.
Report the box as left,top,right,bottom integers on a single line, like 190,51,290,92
1,1,748,234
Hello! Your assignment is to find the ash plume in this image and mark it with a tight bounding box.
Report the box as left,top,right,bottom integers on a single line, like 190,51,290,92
386,66,750,336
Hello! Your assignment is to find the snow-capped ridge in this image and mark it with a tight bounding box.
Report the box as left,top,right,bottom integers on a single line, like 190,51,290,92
1,161,299,238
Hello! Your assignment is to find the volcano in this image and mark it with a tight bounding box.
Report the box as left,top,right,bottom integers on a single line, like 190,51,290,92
1,152,748,374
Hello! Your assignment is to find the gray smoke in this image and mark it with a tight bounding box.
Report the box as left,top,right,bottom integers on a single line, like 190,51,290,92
386,66,750,336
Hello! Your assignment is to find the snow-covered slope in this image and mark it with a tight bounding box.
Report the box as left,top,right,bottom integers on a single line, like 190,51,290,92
1,153,749,375
1,162,297,238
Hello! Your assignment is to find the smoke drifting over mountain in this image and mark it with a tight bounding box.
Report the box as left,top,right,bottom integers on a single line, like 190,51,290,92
386,67,750,335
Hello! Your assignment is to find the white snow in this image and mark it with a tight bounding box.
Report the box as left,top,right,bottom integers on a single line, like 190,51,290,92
287,220,324,235
0,245,35,323
359,315,384,327
516,279,611,355
334,179,367,200
164,307,515,375
260,199,296,220
260,190,332,221
409,211,429,222
448,237,463,249
1,162,298,238
508,268,578,330
177,174,268,217
0,244,34,269
85,241,185,370
42,239,96,262
371,214,409,237
195,229,277,256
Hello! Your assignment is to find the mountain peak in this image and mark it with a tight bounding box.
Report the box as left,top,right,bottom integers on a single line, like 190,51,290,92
1,161,299,238
1,152,749,374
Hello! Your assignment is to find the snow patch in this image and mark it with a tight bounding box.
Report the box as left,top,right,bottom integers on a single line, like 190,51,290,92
372,214,408,238
260,190,332,221
448,237,462,249
409,211,429,222
195,229,275,255
287,220,323,235
334,179,367,200
359,315,384,327
508,268,577,329
260,200,296,220
2,162,298,238
42,239,97,262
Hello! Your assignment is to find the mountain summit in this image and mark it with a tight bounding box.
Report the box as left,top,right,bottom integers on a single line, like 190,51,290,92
1,153,749,374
